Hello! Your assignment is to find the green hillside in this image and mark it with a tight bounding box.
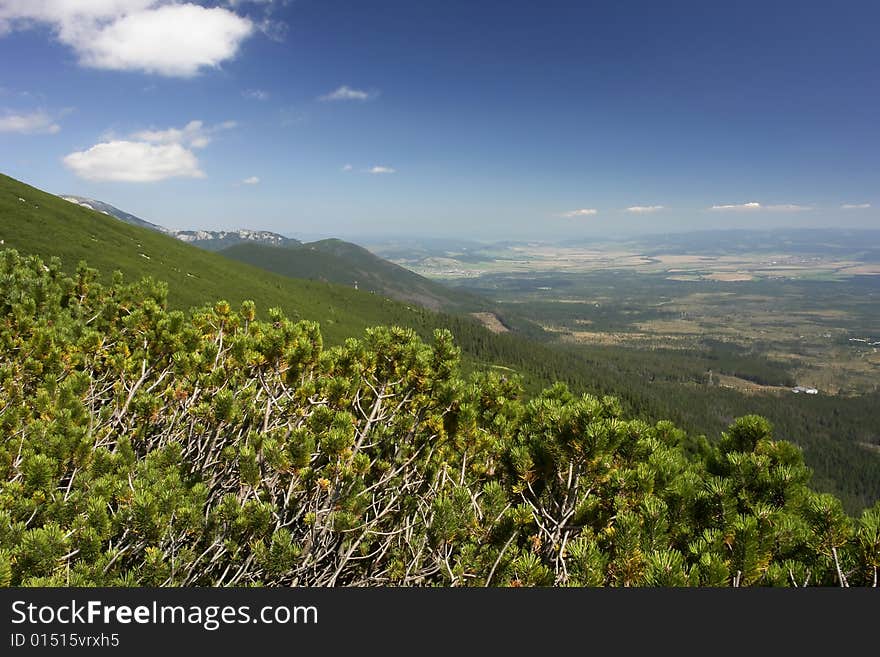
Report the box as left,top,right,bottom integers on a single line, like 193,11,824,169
0,173,460,346
220,239,490,313
2,172,879,514
0,173,576,388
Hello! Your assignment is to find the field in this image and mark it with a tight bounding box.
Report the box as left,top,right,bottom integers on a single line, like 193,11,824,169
376,235,880,282
373,232,880,395
456,272,880,395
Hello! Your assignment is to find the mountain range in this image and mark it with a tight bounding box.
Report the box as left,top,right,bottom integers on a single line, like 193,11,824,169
56,193,487,314
60,195,167,232
60,194,300,250
0,173,540,368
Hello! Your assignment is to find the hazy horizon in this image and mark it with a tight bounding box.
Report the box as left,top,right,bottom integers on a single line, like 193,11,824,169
1,1,877,239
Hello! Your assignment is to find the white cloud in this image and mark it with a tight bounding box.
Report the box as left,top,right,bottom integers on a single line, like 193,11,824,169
130,119,234,149
625,205,664,213
63,141,205,182
242,88,269,101
0,1,156,26
63,118,233,182
0,109,60,134
223,2,289,41
242,175,259,184
560,208,598,218
710,201,812,212
366,166,395,174
256,16,287,42
0,2,254,77
842,203,871,210
319,85,373,102
341,164,353,171
710,202,762,211
82,4,253,76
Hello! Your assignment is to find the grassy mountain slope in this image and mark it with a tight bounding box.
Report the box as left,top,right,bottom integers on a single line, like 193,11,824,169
2,173,879,513
59,195,167,232
1,173,455,346
0,173,551,376
220,239,490,313
58,193,301,251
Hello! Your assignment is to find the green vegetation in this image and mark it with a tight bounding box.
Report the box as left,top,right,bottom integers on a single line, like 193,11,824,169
0,174,538,355
2,249,878,587
0,174,437,346
2,172,879,516
221,239,490,313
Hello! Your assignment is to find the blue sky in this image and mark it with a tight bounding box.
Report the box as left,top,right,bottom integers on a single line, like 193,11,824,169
1,0,878,240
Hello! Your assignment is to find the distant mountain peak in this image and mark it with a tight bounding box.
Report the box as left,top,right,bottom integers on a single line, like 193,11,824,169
173,229,299,250
59,195,168,233
58,194,300,251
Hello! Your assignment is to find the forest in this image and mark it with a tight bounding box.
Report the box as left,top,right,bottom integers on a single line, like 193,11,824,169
2,250,878,587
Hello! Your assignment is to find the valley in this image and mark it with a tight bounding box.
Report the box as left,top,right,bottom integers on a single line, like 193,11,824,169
372,232,880,281
373,233,880,395
2,173,879,514
370,233,880,512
